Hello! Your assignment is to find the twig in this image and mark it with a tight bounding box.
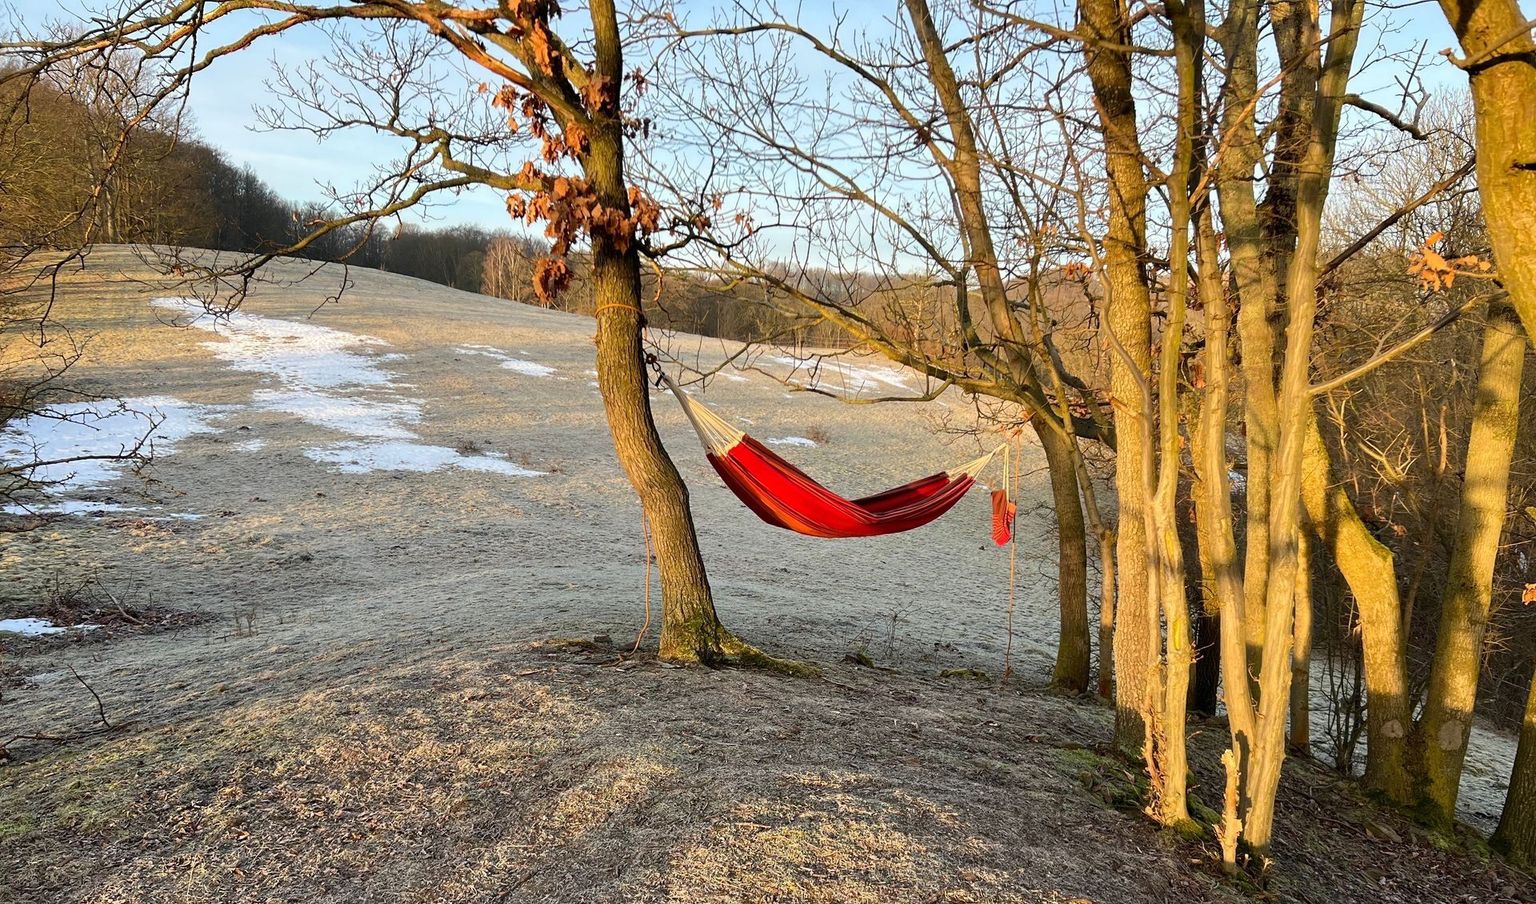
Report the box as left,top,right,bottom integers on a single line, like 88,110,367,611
1342,94,1427,141
67,665,112,729
1443,18,1536,71
1318,158,1476,280
97,582,144,626
1,670,127,759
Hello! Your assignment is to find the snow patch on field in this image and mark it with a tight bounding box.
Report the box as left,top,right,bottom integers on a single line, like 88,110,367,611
0,396,222,517
251,389,419,440
5,499,134,516
0,617,100,636
155,298,543,478
155,297,392,389
455,345,556,377
0,396,220,491
304,441,544,477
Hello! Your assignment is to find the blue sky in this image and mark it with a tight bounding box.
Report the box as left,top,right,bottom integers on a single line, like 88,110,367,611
5,0,1470,233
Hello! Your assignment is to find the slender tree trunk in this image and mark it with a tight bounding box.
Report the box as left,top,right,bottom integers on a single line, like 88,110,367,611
1190,610,1222,717
1188,457,1222,718
1241,0,1364,858
1194,211,1256,872
590,250,728,662
1415,299,1526,827
1213,0,1281,684
903,0,1091,694
1262,0,1320,279
1184,400,1220,719
1079,0,1156,753
1495,661,1536,865
1098,524,1117,700
1205,5,1265,853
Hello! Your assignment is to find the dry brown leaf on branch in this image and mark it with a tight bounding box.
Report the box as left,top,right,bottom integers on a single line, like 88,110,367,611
1062,261,1092,281
533,258,571,306
1407,231,1493,291
581,76,618,114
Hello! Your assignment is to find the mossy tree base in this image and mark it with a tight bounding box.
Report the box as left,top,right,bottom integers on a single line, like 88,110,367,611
658,617,819,677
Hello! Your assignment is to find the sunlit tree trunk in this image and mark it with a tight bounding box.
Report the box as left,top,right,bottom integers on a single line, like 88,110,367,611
1299,415,1414,801
1078,0,1155,753
1414,299,1526,827
1194,208,1255,872
1430,7,1536,841
902,0,1091,693
588,0,756,666
1240,0,1364,859
1097,523,1118,700
1435,0,1536,348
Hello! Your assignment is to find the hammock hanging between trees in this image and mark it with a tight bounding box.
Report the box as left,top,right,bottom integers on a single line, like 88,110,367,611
654,367,1010,541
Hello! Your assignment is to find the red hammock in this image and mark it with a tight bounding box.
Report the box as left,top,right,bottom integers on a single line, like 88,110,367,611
660,371,1000,539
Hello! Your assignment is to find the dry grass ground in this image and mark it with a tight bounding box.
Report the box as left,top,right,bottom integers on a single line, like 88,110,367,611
5,638,1534,903
1,248,1533,903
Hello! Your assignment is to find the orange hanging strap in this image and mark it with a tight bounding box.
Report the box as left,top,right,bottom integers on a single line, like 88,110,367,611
990,490,1015,545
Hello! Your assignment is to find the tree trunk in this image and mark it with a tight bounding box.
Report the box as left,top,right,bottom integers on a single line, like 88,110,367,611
1436,0,1536,349
590,254,730,662
1240,0,1364,858
1039,423,1093,693
1194,209,1257,867
1213,0,1282,687
1183,434,1221,719
1300,413,1414,802
1078,0,1156,753
1190,610,1221,717
1494,661,1536,866
1415,299,1526,827
587,0,750,666
1097,524,1117,700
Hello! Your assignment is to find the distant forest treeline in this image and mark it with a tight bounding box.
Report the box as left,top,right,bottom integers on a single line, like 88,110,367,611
0,69,856,348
